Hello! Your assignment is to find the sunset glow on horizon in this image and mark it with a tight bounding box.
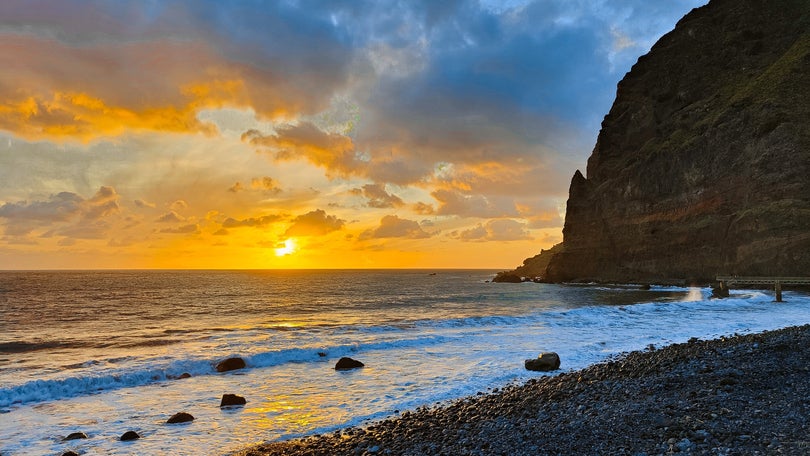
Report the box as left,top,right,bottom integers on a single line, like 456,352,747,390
0,0,707,270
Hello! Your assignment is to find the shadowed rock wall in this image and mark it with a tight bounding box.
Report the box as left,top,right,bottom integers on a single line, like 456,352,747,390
543,0,810,282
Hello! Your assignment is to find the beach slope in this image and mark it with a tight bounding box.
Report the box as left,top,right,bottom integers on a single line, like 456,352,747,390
234,324,810,455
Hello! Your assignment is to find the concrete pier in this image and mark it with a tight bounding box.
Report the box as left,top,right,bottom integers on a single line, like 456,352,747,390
716,276,810,302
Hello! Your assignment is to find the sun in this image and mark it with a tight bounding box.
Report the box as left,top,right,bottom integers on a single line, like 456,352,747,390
274,238,297,256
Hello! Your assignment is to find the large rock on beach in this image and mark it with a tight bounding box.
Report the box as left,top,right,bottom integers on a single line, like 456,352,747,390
525,352,561,372
166,412,195,424
62,452,79,456
221,394,247,407
335,357,365,370
216,357,246,372
63,432,88,441
120,430,140,441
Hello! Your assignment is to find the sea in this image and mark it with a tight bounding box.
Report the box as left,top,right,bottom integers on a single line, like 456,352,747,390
2,269,810,455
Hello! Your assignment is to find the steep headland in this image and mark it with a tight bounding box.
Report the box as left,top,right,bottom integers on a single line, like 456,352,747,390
523,0,810,283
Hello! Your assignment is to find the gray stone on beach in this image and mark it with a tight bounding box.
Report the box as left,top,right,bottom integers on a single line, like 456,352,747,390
524,352,561,372
216,357,246,372
166,412,195,424
335,357,365,370
221,394,247,407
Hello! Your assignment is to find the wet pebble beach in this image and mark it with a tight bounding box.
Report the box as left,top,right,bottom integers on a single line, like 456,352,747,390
234,325,810,456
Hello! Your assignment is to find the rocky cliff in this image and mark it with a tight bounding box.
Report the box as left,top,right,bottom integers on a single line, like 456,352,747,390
536,0,810,283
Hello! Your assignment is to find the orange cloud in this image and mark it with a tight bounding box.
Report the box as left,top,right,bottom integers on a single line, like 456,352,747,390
0,35,344,142
412,202,435,215
0,90,218,142
221,214,283,229
156,212,185,223
351,184,404,208
160,223,200,234
243,122,361,178
251,177,281,193
359,215,432,240
450,219,532,242
284,209,345,237
431,189,520,218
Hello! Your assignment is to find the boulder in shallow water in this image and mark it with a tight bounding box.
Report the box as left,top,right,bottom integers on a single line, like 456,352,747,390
216,357,246,372
120,430,140,441
166,412,195,424
220,393,247,407
711,282,730,298
178,372,191,379
63,432,88,441
525,352,561,372
492,273,522,283
335,357,365,370
62,452,79,456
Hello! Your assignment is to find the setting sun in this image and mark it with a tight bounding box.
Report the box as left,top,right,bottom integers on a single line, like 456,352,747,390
274,239,296,257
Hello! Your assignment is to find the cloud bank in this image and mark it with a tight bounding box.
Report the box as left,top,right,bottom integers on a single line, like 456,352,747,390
0,0,708,267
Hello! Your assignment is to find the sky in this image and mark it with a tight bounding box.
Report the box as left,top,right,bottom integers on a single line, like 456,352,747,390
0,0,707,270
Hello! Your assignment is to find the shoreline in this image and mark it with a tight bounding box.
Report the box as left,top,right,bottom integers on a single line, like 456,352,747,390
233,324,810,455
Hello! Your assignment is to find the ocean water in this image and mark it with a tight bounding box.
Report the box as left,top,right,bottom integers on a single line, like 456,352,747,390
2,270,810,455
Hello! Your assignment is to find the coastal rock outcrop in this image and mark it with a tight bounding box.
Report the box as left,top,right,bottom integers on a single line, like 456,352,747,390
524,352,561,372
335,357,364,370
166,412,195,424
522,0,810,283
221,394,247,407
492,273,522,283
216,357,246,372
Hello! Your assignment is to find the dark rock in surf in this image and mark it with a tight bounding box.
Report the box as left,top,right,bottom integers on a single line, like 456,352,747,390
335,357,365,370
711,282,730,298
120,430,140,441
63,432,88,441
178,372,192,379
525,352,561,372
492,272,522,283
220,394,247,407
216,357,246,372
62,452,80,456
166,412,195,424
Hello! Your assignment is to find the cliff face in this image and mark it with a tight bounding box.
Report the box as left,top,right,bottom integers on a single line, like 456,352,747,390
544,0,810,282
